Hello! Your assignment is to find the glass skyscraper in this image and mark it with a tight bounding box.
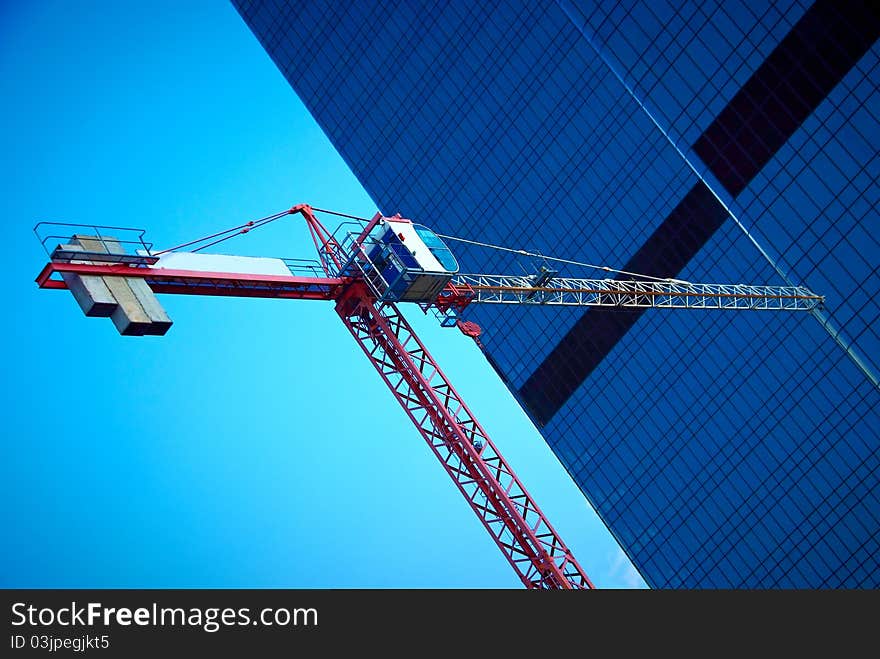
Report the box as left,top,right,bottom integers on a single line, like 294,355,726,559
232,0,879,588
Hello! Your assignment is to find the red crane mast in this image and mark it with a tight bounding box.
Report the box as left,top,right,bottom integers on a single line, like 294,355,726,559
35,204,594,589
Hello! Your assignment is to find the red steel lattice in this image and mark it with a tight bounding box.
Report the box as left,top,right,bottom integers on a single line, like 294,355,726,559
335,281,593,589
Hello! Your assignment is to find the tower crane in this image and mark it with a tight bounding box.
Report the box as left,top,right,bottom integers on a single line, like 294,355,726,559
33,204,824,589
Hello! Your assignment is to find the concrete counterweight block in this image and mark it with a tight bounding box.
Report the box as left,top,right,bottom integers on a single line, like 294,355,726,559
68,234,173,336
58,244,117,317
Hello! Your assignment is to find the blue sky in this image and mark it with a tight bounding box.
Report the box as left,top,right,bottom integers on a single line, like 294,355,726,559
1,1,645,588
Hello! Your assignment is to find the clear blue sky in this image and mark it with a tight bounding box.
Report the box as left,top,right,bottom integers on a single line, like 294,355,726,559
1,1,645,588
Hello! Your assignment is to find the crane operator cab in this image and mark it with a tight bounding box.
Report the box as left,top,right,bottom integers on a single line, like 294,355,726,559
358,216,459,303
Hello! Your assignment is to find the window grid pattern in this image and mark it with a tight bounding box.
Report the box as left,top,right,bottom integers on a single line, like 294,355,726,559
233,0,880,588
577,0,811,150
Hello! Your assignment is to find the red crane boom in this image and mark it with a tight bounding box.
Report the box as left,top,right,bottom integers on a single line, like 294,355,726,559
337,281,592,588
35,204,594,589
